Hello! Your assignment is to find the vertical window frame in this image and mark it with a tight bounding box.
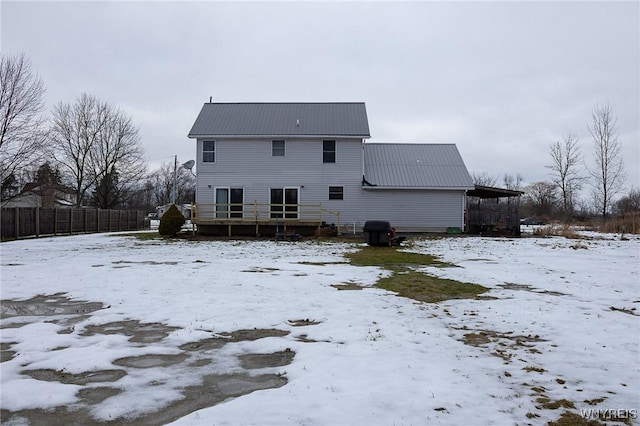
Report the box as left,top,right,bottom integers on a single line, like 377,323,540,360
202,140,215,163
323,140,336,163
272,140,285,157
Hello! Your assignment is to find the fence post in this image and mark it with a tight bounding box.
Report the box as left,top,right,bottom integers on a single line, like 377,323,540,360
54,209,58,235
36,207,40,238
15,207,19,239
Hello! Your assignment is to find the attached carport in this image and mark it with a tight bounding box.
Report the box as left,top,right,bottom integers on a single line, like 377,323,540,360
466,185,523,235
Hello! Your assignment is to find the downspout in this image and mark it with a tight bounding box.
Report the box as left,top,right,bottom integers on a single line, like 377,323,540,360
361,140,365,182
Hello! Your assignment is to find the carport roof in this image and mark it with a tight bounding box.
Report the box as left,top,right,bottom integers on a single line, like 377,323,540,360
467,185,524,198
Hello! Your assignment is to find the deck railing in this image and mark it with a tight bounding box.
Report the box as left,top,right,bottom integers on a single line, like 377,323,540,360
191,202,340,228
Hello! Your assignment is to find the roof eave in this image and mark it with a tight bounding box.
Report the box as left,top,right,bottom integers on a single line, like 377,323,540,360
362,185,475,191
188,134,371,139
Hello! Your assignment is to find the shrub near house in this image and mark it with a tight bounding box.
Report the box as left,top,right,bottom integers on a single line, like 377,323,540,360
159,205,185,236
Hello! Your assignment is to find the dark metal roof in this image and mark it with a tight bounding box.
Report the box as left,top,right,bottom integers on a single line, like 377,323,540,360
363,143,475,189
188,102,370,138
467,185,524,198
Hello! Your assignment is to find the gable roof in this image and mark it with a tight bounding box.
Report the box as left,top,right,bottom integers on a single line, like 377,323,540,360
363,143,474,190
188,102,370,138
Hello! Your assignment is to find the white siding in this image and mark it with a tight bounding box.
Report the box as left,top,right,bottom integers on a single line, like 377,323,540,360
337,189,466,233
194,138,468,232
195,137,363,208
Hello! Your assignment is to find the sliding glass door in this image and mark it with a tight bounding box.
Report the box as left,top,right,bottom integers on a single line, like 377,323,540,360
215,187,243,218
270,187,298,219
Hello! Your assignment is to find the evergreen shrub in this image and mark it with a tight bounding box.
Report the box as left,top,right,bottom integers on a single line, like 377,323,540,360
159,204,185,236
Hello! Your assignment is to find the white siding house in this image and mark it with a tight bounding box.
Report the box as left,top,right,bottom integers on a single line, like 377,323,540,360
187,102,474,233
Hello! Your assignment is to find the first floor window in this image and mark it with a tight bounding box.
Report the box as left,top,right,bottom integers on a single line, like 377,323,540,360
323,140,336,163
203,140,215,163
329,186,344,200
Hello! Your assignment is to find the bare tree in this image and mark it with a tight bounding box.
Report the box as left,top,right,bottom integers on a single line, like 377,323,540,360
615,187,640,214
50,94,106,206
471,171,498,187
523,181,558,218
50,93,146,207
149,161,195,207
587,103,626,219
502,173,524,191
90,104,146,207
547,133,584,222
0,53,47,200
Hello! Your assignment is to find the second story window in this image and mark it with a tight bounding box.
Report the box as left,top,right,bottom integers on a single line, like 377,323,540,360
272,140,285,156
203,140,215,163
323,140,336,163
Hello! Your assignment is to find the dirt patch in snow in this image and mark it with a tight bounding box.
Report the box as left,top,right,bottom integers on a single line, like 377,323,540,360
0,293,106,319
0,294,295,425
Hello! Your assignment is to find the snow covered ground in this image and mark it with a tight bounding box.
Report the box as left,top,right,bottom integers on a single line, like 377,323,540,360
1,232,638,425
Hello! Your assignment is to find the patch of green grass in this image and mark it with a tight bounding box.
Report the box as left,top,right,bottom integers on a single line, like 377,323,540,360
376,271,487,303
583,397,607,406
345,246,452,268
524,366,547,373
115,231,161,240
345,245,487,303
547,411,605,426
536,397,575,410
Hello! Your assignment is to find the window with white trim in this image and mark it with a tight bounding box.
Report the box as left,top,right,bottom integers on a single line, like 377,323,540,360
272,140,285,156
329,186,344,200
323,140,336,163
203,140,215,163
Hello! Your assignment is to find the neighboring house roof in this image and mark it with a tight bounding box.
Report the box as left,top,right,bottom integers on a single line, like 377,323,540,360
188,102,370,138
363,143,474,190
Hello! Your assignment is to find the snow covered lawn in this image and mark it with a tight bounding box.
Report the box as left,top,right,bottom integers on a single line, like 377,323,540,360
1,232,638,425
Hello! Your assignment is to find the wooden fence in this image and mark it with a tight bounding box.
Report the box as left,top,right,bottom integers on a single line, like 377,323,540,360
1,208,147,240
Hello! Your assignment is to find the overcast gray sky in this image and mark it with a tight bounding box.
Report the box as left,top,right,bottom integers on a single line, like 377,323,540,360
2,1,638,196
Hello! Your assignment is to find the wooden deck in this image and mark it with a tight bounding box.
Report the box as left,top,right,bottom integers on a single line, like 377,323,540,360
190,202,340,237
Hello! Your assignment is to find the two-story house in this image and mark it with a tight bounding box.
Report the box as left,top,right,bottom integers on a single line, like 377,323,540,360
187,102,474,235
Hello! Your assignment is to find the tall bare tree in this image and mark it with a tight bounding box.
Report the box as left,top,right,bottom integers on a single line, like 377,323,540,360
90,104,145,207
50,94,106,206
547,133,584,222
587,103,626,219
502,173,524,191
471,171,498,187
0,53,47,200
50,93,146,207
524,181,558,218
149,161,195,207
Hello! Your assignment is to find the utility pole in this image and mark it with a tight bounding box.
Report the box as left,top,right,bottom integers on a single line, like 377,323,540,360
173,155,177,205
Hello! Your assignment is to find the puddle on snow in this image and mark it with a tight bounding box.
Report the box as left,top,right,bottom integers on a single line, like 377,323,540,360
239,349,295,369
1,294,296,425
113,353,188,368
0,293,106,319
498,283,568,296
24,368,127,384
81,320,180,343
